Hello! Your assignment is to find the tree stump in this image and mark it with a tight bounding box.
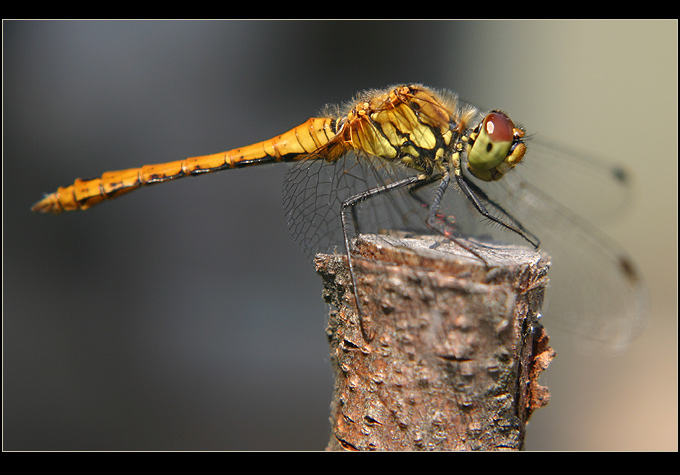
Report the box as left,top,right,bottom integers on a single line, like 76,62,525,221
315,234,554,451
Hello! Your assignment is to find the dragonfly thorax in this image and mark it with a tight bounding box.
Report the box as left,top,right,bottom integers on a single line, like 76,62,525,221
339,85,459,174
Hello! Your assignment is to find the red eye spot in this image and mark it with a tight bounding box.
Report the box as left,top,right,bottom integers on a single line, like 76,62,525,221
484,112,514,142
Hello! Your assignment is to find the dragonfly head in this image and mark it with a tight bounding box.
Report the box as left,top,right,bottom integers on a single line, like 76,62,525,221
466,111,526,182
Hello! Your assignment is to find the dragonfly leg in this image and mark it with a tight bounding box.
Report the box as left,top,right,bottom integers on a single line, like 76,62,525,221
340,175,426,342
421,172,494,265
455,173,540,248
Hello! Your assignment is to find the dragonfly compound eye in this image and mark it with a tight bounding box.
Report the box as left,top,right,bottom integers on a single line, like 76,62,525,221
467,112,515,173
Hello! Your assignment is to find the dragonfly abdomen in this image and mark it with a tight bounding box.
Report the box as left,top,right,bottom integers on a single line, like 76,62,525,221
32,117,338,214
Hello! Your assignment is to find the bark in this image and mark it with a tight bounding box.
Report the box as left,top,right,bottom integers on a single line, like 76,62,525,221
315,234,554,451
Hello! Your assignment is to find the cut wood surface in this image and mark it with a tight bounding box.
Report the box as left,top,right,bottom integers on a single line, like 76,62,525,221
316,234,555,451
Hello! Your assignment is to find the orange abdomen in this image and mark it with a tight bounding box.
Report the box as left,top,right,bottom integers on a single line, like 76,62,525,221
32,117,338,214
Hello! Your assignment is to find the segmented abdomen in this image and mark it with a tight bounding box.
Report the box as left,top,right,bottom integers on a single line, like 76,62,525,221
32,117,337,214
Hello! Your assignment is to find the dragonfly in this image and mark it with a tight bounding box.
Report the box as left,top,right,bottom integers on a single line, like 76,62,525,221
32,83,647,350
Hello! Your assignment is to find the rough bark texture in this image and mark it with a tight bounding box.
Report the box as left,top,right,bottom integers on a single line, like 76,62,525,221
315,234,554,451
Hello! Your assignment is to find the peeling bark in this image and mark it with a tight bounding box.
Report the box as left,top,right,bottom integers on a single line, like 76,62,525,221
316,234,555,451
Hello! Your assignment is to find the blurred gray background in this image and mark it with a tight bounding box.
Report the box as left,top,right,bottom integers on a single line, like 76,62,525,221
4,20,676,451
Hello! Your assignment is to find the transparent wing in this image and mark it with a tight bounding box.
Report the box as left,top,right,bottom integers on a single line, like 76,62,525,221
471,138,648,351
282,147,512,262
514,136,634,224
283,137,648,352
283,152,433,260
